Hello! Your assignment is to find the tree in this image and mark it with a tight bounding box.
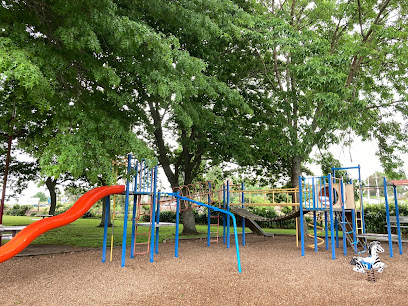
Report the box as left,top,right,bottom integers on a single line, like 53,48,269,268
249,0,408,188
124,0,267,233
1,1,154,225
0,34,52,224
33,191,47,202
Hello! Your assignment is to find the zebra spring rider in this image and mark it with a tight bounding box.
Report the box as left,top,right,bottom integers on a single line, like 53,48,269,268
350,241,386,273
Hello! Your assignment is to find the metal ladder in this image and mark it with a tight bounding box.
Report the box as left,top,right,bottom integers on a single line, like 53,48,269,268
133,194,153,255
334,211,366,254
209,205,220,244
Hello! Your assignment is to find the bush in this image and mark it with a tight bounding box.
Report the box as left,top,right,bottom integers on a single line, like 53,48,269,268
159,211,177,223
81,211,96,219
5,204,30,216
56,206,70,215
364,203,408,234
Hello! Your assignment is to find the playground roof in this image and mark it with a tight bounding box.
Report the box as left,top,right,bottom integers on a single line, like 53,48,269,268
390,180,408,186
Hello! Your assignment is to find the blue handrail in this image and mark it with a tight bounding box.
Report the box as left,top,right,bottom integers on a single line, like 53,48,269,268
165,192,242,273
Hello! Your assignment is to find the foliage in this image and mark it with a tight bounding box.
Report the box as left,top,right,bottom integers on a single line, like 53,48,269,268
249,0,408,183
33,192,48,202
4,204,30,216
364,203,408,234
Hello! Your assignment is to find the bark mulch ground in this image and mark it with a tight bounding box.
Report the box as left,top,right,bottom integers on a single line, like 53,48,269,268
0,235,406,305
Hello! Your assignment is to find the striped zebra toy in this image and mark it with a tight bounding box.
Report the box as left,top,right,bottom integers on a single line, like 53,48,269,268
350,241,386,273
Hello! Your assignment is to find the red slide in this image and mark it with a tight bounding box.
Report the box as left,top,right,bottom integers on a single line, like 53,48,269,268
0,185,125,263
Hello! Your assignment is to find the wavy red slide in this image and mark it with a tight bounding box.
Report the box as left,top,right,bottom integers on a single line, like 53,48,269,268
0,185,125,263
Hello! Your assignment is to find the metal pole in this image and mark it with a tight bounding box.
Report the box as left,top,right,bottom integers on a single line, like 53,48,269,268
222,184,226,244
340,179,347,256
383,177,393,258
149,166,158,262
299,176,305,256
130,162,139,258
226,180,230,249
313,211,318,252
207,182,211,247
175,191,180,258
121,154,132,267
328,174,336,259
102,195,110,263
351,209,357,253
393,185,403,255
241,182,245,246
155,192,160,254
324,210,328,250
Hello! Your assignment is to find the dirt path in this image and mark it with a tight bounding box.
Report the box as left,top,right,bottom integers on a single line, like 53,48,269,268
0,235,407,305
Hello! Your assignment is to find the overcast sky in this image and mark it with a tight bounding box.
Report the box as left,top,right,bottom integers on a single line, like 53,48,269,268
10,136,407,202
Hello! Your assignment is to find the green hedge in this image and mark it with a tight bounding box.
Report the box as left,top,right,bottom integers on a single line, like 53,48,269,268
143,206,300,229
363,203,408,234
4,204,31,216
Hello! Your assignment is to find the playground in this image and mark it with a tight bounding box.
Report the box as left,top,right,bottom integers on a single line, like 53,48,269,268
1,156,408,305
0,234,407,305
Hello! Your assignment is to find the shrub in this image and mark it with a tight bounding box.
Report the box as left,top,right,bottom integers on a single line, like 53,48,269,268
159,211,177,223
364,203,408,234
5,204,30,216
81,211,95,219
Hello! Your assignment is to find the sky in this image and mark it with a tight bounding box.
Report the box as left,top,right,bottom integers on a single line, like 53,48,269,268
7,137,407,203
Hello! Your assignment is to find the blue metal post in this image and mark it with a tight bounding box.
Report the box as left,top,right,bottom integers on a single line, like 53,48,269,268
328,174,336,259
312,178,316,210
358,165,366,234
155,192,161,254
121,154,132,267
351,209,357,253
383,177,393,258
340,179,347,256
149,166,158,262
130,195,137,258
335,217,339,248
175,191,180,258
241,182,245,246
226,180,230,249
299,176,305,256
324,210,328,250
393,185,403,255
207,182,211,247
222,184,226,244
130,162,139,258
102,195,110,263
313,211,318,252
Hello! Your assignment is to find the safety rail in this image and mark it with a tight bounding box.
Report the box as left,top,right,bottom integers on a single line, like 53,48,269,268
228,187,300,206
300,176,333,210
164,192,242,274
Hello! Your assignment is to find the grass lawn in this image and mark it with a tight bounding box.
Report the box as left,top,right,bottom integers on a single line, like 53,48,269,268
2,216,342,248
2,216,246,248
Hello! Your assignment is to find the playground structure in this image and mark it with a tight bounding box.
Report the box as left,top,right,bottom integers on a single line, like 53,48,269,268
0,156,407,274
0,154,243,272
298,165,407,260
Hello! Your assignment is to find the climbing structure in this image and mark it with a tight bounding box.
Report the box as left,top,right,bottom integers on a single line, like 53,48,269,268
299,167,367,259
101,154,242,272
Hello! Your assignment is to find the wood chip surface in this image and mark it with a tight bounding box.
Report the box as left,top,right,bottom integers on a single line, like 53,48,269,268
0,235,407,305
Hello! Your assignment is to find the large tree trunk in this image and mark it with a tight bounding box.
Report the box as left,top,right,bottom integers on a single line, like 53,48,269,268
175,183,199,235
0,133,13,225
46,177,57,215
147,98,199,235
180,208,197,235
290,156,310,241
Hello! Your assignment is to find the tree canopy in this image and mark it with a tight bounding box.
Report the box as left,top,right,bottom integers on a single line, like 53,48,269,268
248,0,408,184
1,0,408,233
